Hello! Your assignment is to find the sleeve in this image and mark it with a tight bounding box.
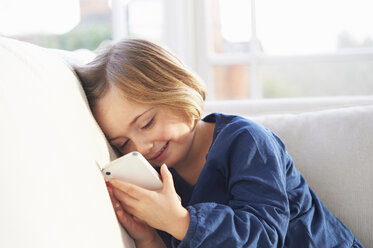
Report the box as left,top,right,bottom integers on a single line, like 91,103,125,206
172,126,290,248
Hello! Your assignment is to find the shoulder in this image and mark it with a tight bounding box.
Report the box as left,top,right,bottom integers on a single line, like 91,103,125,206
206,113,287,162
205,113,273,144
204,114,290,191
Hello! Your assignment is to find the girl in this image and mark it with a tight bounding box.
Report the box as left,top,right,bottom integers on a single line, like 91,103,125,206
76,39,363,248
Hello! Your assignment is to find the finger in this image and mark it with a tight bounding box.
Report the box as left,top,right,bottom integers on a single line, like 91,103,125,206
115,206,133,227
110,192,133,221
111,187,140,212
107,184,129,208
111,187,137,202
160,164,175,191
107,183,125,205
107,186,115,205
116,208,147,233
107,183,114,196
110,178,149,199
107,186,139,227
107,187,124,212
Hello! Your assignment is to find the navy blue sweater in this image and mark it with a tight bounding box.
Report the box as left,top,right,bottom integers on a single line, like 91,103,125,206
159,113,362,247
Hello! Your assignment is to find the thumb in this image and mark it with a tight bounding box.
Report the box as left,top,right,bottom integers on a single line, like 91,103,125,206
160,164,174,190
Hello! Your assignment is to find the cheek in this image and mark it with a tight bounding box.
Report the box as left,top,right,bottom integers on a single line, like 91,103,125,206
167,124,193,142
152,125,170,140
146,123,175,141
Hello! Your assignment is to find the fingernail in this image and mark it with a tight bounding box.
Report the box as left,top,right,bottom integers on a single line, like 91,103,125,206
110,179,118,186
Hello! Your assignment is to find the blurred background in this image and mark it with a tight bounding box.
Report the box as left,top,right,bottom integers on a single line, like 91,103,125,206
1,0,373,101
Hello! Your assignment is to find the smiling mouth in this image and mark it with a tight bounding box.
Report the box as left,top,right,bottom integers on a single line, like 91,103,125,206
150,141,169,161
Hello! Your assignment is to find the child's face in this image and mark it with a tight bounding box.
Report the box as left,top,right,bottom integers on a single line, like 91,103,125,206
94,87,195,168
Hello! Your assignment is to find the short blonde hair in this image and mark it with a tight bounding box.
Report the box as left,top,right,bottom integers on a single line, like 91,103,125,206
75,38,206,127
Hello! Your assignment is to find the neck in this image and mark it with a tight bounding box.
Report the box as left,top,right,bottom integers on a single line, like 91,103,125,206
174,120,215,185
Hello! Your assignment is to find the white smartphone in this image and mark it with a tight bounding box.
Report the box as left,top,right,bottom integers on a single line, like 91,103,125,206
102,152,163,190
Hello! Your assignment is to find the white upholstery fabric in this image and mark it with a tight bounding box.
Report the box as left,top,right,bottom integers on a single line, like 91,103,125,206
0,37,134,248
255,106,373,248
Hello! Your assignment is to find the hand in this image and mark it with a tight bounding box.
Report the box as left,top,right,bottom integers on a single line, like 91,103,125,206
107,182,163,247
109,164,190,240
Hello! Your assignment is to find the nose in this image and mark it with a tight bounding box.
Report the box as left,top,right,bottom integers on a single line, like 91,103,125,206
133,135,153,156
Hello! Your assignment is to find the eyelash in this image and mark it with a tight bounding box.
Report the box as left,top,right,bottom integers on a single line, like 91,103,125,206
142,117,154,129
120,140,129,149
119,117,154,150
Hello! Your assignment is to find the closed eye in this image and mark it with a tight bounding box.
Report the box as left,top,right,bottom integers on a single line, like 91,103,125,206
142,117,154,129
120,139,129,149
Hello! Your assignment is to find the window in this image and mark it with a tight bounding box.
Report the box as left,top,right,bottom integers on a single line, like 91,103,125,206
121,0,373,100
206,0,373,100
127,0,163,41
1,0,112,51
3,0,372,99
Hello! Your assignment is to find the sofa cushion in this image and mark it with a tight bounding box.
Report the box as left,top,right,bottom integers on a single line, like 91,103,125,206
250,105,373,247
0,37,134,247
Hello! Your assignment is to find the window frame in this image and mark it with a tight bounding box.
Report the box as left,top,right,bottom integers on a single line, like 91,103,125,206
112,0,373,100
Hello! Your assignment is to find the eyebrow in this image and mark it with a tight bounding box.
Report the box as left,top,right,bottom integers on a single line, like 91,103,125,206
108,108,154,142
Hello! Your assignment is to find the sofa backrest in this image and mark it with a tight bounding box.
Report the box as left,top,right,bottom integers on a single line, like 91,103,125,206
205,98,373,247
0,38,134,247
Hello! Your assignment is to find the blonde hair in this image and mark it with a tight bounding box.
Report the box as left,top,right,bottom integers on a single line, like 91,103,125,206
75,38,206,127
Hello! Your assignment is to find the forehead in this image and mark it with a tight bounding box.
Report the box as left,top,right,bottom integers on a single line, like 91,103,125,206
93,88,148,137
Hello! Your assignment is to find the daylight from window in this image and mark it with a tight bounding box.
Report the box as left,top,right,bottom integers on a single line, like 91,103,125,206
0,0,112,51
218,0,373,55
0,0,80,36
1,0,372,99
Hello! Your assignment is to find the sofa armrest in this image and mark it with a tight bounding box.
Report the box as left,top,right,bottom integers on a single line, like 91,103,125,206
0,37,134,247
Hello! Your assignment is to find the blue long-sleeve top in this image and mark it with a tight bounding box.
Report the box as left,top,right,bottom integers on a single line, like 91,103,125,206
158,113,362,247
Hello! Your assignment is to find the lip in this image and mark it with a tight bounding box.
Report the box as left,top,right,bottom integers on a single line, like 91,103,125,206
149,141,169,162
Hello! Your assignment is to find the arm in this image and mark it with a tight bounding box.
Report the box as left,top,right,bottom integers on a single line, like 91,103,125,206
174,127,291,247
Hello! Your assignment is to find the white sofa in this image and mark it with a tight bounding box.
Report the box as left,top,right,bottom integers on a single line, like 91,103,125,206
0,37,372,248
